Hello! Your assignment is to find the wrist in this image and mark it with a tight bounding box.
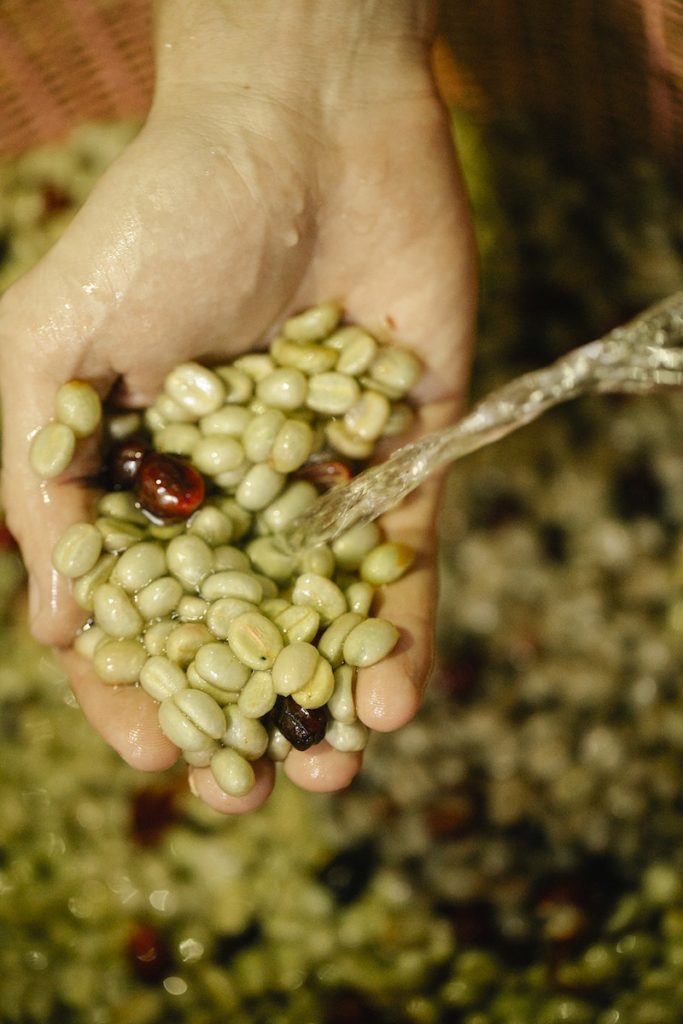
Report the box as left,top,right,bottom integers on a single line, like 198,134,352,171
153,0,439,116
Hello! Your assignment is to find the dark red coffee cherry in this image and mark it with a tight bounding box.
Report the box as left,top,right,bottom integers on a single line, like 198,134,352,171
135,452,205,520
127,922,172,984
273,696,327,751
107,436,150,490
294,459,353,491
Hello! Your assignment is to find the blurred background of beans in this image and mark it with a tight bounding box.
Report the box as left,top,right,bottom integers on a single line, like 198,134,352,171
4,2,683,1022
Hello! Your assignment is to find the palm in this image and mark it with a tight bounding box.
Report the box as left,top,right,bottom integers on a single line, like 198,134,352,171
0,87,475,812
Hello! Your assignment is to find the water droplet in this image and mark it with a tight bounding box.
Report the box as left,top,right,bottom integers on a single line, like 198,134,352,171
179,937,205,962
149,888,175,913
163,976,188,996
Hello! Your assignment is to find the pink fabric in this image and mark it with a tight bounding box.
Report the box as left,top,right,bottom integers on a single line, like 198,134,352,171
0,0,153,158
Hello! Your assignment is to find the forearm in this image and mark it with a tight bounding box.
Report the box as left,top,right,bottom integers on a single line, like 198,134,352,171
153,0,440,111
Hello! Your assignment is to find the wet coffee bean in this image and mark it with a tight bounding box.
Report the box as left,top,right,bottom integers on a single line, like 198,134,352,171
107,436,150,490
135,452,205,520
272,696,327,750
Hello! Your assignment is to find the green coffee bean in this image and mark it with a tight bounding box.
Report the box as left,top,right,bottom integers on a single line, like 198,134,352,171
283,301,340,342
256,368,307,411
206,597,260,639
201,570,263,604
183,745,218,768
260,597,290,621
143,618,176,656
233,352,275,382
139,656,188,701
177,595,209,621
30,422,76,478
187,660,241,705
360,541,415,585
146,520,186,542
154,423,201,456
271,418,314,473
165,622,213,665
270,335,338,374
267,727,292,762
306,372,360,416
290,655,334,709
345,581,375,617
332,522,382,571
111,541,166,594
55,380,102,438
95,516,147,553
324,420,373,459
368,346,421,398
327,664,357,724
273,604,320,644
241,409,284,462
272,642,319,697
291,572,347,624
93,638,146,685
343,390,390,441
325,719,370,752
164,361,226,417
96,491,147,524
342,617,399,667
107,411,142,440
235,463,285,511
214,461,250,489
187,507,233,546
73,624,106,660
166,535,214,590
135,575,183,620
52,523,102,578
194,641,251,691
381,401,414,437
200,405,253,438
158,688,225,750
246,537,296,584
210,747,256,797
214,365,254,404
192,435,245,476
333,327,378,375
259,481,318,533
144,405,166,432
212,544,251,572
227,612,284,669
318,612,364,668
222,706,269,759
252,572,278,599
153,393,197,424
93,582,143,639
296,543,335,578
238,670,277,718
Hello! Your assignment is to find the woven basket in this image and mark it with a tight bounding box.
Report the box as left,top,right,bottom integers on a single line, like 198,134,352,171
1,0,682,161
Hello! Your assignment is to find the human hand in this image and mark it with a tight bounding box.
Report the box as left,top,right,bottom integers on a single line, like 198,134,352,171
0,0,476,812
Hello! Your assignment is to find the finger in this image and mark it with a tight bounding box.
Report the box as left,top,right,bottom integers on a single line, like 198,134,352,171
0,354,110,646
283,741,363,792
353,471,443,733
188,758,275,813
60,650,179,771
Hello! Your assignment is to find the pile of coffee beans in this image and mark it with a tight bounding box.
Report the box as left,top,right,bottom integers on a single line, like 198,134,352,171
34,302,421,796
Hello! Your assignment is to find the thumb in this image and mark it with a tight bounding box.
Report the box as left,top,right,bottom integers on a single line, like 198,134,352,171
0,331,107,647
